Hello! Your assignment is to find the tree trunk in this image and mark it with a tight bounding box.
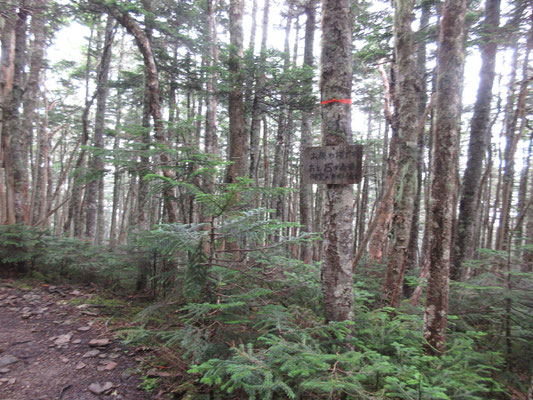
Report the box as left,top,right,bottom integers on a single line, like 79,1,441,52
368,62,396,263
0,6,16,225
495,31,531,252
109,32,126,248
105,1,178,223
86,15,114,242
404,1,431,297
225,0,247,183
249,0,269,184
423,0,467,355
272,8,292,223
320,0,355,323
381,0,420,308
298,1,316,264
64,23,96,237
451,0,500,280
205,0,219,175
524,154,533,273
4,2,29,223
24,0,47,226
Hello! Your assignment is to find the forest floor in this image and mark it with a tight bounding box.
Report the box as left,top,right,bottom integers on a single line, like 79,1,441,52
0,279,158,400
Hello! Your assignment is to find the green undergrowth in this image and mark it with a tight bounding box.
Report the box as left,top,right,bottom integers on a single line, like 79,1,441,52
1,181,530,399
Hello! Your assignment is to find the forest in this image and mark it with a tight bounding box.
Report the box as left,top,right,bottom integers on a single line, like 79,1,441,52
0,0,532,398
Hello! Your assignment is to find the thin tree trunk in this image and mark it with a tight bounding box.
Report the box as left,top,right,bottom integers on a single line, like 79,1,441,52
368,62,396,263
299,1,316,263
86,15,114,242
451,0,500,280
225,0,247,183
249,0,269,183
272,8,292,224
32,94,50,226
109,32,126,248
24,0,48,225
64,24,95,236
423,0,467,355
404,1,431,297
0,6,16,224
205,0,219,180
381,0,420,308
487,145,503,248
5,2,30,223
106,1,178,223
524,151,533,273
496,31,531,251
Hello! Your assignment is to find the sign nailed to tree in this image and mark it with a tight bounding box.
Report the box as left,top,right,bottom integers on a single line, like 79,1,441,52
302,145,363,184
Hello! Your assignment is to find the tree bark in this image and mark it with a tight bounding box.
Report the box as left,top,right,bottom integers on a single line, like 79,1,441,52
320,0,355,323
368,62,396,263
109,32,126,248
86,15,114,242
272,7,292,223
64,22,98,237
0,6,16,224
24,0,48,226
404,1,431,297
381,0,420,308
249,0,269,184
4,2,30,223
225,0,247,183
205,0,219,171
423,0,467,355
524,148,533,273
495,29,531,252
451,0,500,280
298,1,316,264
104,0,178,223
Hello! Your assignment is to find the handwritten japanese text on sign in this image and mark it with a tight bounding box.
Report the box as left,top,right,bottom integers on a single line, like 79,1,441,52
302,145,363,184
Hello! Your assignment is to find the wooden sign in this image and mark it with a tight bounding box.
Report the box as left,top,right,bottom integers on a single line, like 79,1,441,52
302,145,363,184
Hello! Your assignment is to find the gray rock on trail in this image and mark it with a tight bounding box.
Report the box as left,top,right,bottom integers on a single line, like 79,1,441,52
0,355,19,367
104,361,118,371
89,338,111,347
75,362,87,370
21,306,32,319
83,350,100,358
88,381,114,395
77,326,91,332
54,333,72,347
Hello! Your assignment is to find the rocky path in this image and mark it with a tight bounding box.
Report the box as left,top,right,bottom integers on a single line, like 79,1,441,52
0,281,152,399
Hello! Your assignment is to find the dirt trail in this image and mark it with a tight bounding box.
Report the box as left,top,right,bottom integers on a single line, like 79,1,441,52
0,280,152,399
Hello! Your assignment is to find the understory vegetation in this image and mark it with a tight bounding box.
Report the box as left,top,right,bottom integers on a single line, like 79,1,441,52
1,180,531,399
1,1,532,397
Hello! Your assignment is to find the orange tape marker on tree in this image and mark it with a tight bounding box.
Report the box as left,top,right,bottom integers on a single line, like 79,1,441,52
321,98,352,105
